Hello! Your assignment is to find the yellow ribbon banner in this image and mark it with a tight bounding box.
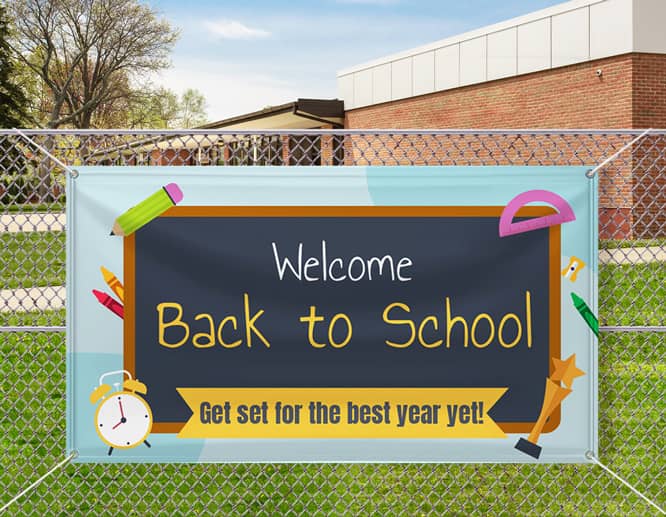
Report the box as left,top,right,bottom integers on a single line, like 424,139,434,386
177,388,508,439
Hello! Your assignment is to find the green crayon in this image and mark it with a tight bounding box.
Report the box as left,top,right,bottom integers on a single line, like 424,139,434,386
110,183,183,236
570,292,599,337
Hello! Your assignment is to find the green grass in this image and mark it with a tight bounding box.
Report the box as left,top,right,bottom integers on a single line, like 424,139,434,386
600,238,666,249
1,202,65,213
0,232,663,515
1,231,664,325
0,331,662,515
0,309,66,327
0,232,65,289
599,262,665,326
0,231,662,328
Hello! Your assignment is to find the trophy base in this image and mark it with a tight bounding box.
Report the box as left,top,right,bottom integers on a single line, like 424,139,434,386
515,438,542,459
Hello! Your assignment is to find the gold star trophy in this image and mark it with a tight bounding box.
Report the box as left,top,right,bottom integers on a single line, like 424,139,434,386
515,353,585,459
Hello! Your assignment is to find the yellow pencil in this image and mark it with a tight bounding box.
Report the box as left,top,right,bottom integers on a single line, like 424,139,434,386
100,266,124,303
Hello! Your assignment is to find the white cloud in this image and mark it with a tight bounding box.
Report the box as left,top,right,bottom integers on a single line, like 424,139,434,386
203,19,270,40
158,12,467,120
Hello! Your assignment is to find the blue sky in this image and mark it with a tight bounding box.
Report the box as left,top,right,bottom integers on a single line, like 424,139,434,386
151,0,566,121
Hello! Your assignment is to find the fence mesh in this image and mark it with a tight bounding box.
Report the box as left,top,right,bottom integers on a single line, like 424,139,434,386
0,130,663,516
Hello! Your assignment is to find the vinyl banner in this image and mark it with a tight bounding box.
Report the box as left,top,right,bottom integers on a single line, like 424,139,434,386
67,166,598,462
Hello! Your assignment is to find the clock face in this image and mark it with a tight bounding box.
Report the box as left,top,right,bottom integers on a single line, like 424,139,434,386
95,392,153,448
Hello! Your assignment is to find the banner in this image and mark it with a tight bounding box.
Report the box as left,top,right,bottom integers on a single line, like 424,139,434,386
67,166,597,462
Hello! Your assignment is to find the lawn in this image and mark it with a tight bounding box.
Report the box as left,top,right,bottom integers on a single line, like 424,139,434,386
600,238,666,249
0,231,65,290
0,331,662,516
599,262,666,326
0,232,664,515
1,232,664,326
2,202,65,213
0,309,66,328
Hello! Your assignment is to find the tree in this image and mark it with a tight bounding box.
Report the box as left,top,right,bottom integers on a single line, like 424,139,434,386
7,0,179,128
177,88,207,128
128,87,180,129
117,86,207,129
11,53,50,126
0,4,27,127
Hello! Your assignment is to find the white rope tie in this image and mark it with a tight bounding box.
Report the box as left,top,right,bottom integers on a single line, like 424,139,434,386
586,452,665,515
0,452,77,514
12,128,79,178
586,128,653,178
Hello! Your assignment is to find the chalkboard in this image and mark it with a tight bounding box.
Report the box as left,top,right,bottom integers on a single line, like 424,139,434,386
124,206,560,433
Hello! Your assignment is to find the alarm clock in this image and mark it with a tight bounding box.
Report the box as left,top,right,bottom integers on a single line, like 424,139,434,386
90,369,153,456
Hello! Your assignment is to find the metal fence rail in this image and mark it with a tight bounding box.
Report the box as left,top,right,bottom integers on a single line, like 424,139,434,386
0,130,663,516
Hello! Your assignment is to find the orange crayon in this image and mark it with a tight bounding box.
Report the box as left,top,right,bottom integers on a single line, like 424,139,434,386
100,266,124,303
92,289,124,319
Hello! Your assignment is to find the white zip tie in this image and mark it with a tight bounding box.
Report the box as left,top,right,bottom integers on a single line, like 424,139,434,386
586,128,653,178
0,451,77,514
585,451,665,515
12,128,79,178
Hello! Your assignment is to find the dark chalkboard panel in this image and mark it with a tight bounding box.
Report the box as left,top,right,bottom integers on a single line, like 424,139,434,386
124,206,560,433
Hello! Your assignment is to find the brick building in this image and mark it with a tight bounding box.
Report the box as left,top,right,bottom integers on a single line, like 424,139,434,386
92,0,664,238
337,0,666,238
89,99,345,167
338,0,665,129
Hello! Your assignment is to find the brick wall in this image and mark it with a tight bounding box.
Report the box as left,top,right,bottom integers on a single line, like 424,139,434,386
632,55,666,237
150,148,191,166
345,54,636,130
633,54,666,128
344,53,666,238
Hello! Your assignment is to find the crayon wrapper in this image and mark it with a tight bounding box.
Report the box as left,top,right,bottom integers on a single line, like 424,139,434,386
582,309,599,336
110,280,124,303
117,188,174,235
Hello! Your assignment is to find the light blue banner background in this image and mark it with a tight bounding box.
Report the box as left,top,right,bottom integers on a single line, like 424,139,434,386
67,166,597,463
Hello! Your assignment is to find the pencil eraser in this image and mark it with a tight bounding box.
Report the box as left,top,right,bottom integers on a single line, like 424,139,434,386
164,183,184,204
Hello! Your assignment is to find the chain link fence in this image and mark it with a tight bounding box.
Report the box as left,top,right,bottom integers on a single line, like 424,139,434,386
0,129,663,515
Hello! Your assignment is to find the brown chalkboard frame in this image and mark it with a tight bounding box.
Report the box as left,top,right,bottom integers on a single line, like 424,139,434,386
124,206,561,434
